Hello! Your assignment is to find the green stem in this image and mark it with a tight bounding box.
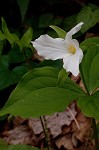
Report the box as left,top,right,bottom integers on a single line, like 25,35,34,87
40,116,51,150
92,118,99,150
22,48,32,70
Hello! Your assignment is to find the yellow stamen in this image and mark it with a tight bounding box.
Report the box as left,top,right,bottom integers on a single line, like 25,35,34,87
68,45,76,54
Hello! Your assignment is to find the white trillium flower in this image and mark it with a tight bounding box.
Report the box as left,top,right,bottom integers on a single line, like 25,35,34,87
31,22,84,76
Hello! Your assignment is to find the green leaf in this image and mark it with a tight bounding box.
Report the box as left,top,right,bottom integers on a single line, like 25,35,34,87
1,18,19,45
77,5,99,33
0,139,39,150
58,68,68,85
17,0,30,22
38,60,63,70
0,67,85,118
1,17,13,43
39,13,54,28
63,15,77,32
80,45,99,94
0,30,5,41
49,25,66,38
7,145,39,150
0,139,8,150
20,27,33,49
80,37,99,52
89,54,99,94
0,40,5,55
60,76,85,95
8,46,25,63
78,90,99,120
0,55,28,90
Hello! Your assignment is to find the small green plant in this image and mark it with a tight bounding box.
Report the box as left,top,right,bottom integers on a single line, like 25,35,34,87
0,17,33,90
0,18,99,150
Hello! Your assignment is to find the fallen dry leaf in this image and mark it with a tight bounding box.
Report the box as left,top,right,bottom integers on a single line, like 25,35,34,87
55,134,73,150
29,118,43,135
29,102,77,138
3,125,32,145
72,111,92,142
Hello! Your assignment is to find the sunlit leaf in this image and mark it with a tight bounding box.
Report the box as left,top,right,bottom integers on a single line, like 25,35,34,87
1,17,19,45
20,27,33,49
49,25,66,38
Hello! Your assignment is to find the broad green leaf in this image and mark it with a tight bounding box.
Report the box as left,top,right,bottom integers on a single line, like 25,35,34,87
78,90,99,120
89,54,99,94
77,6,99,33
80,46,99,94
20,27,33,49
0,67,85,118
49,25,66,38
17,0,30,22
60,76,85,95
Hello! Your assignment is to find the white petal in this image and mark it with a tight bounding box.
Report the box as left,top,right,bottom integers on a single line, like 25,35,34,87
66,22,84,39
77,48,83,63
31,34,71,60
63,49,83,76
65,38,79,49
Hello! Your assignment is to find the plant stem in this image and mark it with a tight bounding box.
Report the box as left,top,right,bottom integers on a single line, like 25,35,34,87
92,118,99,150
40,116,51,150
22,48,32,70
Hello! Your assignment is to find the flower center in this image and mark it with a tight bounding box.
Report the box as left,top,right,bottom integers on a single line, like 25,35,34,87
68,45,76,54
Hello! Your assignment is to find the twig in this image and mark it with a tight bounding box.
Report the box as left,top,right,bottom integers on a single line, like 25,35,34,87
67,106,80,130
